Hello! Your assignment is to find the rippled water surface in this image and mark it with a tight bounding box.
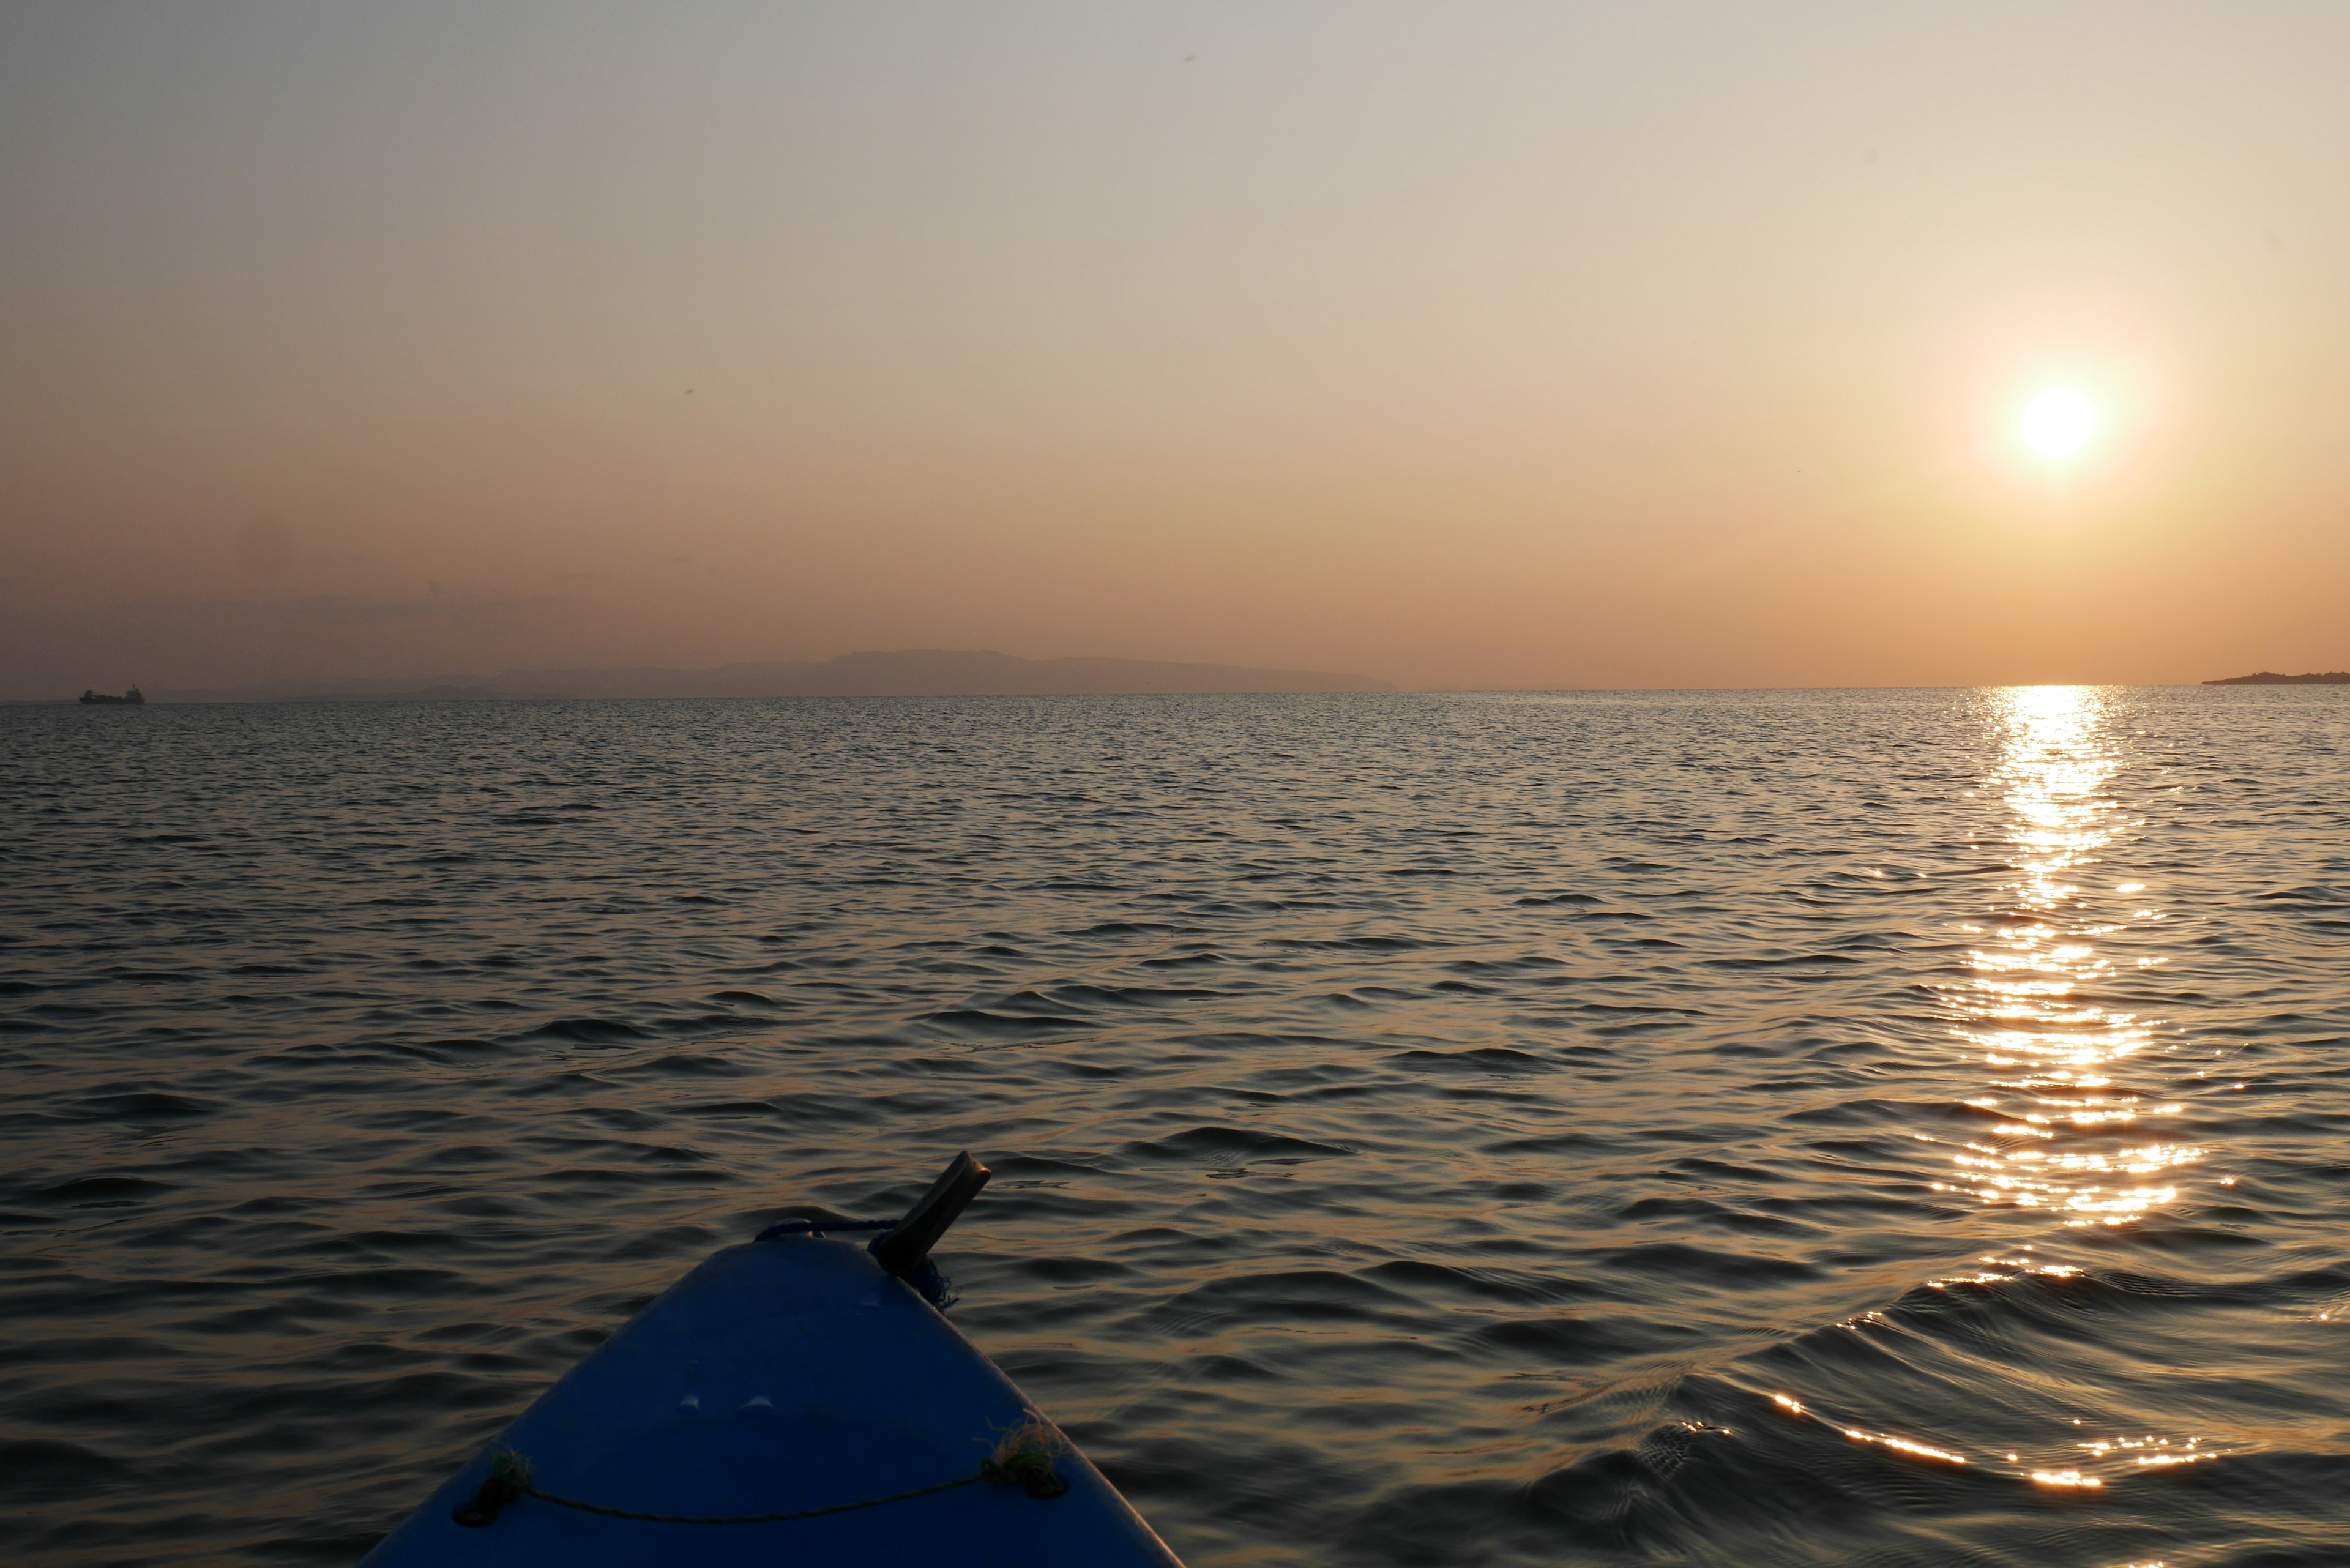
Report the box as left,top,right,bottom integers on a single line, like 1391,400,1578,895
6,689,2349,1566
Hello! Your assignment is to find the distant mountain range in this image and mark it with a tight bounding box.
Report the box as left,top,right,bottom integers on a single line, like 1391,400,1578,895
2202,671,2350,685
153,649,1397,703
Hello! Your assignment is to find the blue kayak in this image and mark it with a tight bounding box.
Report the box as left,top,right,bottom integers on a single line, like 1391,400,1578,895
363,1154,1182,1567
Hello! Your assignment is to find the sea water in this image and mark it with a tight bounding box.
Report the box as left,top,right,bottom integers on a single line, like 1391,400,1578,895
4,689,2347,1565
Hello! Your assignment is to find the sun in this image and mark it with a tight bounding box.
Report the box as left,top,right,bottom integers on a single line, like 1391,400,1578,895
2021,387,2097,457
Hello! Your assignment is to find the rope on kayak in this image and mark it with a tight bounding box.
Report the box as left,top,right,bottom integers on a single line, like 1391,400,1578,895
753,1218,897,1239
508,1466,983,1525
453,1421,1070,1528
752,1217,960,1308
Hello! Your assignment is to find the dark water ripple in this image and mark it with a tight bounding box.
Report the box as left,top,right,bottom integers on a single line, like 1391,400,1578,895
3,689,2348,1566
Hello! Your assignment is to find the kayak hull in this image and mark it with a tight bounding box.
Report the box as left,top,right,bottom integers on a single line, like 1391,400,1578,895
362,1236,1181,1566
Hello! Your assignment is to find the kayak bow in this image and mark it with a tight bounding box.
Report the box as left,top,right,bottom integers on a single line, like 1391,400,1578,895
362,1153,1182,1567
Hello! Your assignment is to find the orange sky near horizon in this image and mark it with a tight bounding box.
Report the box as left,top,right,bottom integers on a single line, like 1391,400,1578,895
4,4,2348,696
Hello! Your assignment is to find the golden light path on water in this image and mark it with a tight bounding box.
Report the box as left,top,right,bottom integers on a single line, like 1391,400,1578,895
1942,689,2214,1498
1773,689,2221,1504
1947,687,2197,1235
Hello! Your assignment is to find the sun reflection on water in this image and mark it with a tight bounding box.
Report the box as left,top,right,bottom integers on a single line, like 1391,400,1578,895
1951,687,2199,1229
1772,688,2228,1491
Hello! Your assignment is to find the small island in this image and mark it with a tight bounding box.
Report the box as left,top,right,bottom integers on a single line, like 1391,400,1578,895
2203,671,2350,685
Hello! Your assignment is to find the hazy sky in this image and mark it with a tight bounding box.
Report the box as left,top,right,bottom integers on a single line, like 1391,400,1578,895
5,2,2348,695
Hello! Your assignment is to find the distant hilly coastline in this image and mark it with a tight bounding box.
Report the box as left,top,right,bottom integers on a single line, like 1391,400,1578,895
2202,671,2350,685
153,649,1397,703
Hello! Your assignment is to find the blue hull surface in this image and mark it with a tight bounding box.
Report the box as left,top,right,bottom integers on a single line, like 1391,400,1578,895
363,1236,1182,1566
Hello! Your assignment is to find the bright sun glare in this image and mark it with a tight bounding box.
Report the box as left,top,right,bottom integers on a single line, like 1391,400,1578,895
2021,388,2097,457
